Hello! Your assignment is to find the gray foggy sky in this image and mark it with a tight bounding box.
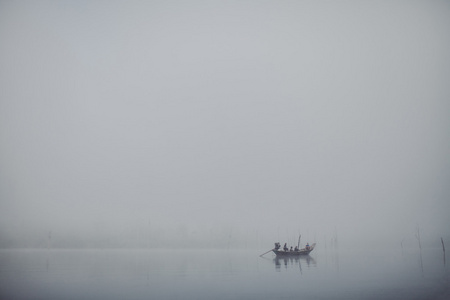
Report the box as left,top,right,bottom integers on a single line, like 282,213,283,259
1,0,450,248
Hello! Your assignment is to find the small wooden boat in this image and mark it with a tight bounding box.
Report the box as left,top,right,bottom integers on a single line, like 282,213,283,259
259,236,316,257
272,243,316,256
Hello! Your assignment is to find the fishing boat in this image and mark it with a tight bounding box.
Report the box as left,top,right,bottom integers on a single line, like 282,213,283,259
259,235,316,257
272,242,316,257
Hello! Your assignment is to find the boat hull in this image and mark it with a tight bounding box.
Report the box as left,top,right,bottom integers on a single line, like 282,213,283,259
273,249,311,256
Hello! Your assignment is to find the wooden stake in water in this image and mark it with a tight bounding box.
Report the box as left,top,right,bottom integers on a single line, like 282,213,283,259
415,226,422,250
441,237,446,265
47,231,51,249
415,226,424,275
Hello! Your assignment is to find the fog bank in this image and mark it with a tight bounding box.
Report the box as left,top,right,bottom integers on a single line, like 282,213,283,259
1,1,449,250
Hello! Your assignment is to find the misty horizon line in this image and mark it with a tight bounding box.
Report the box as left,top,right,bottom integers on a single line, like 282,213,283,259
0,244,445,251
1,231,446,251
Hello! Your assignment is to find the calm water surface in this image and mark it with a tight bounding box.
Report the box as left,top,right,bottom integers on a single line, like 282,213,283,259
0,247,448,299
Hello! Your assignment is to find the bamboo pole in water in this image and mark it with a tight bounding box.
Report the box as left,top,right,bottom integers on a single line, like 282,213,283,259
415,226,422,250
259,248,274,257
415,226,424,275
441,237,446,265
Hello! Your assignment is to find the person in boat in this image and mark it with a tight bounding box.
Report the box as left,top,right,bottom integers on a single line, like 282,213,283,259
290,246,293,252
306,243,310,250
294,246,299,251
274,242,281,250
283,243,288,251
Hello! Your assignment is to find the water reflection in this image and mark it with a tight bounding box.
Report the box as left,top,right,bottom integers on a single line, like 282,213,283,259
273,255,316,272
1,249,448,300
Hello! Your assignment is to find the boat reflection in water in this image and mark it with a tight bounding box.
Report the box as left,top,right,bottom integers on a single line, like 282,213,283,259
274,255,316,272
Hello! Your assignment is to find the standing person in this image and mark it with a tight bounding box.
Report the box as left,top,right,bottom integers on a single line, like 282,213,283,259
283,243,288,251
